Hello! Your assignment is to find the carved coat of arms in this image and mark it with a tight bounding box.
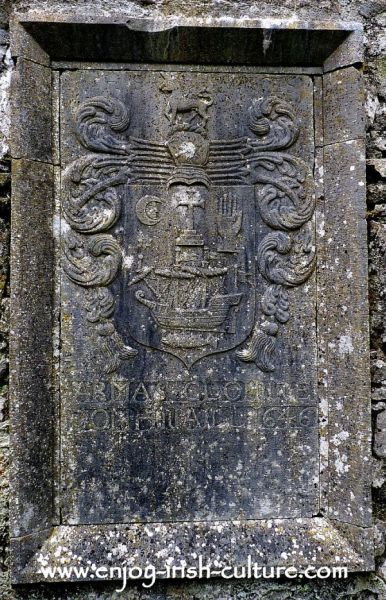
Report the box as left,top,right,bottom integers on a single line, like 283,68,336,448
62,79,315,372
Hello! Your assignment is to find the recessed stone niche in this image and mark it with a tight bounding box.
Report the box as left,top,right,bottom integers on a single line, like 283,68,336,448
9,15,372,584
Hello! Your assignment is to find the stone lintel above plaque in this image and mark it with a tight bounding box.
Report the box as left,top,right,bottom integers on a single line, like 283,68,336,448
10,15,372,585
11,16,363,69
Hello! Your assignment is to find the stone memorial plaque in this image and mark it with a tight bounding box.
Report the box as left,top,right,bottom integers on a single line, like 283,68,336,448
60,70,317,525
9,16,373,583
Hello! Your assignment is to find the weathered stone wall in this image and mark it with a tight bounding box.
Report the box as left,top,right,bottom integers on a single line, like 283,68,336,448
0,1,385,598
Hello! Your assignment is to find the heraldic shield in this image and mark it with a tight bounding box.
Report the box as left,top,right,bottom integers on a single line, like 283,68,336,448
123,133,258,366
125,181,256,367
62,72,316,373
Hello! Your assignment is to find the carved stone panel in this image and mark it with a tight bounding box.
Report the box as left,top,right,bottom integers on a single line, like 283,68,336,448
10,18,372,583
60,70,317,524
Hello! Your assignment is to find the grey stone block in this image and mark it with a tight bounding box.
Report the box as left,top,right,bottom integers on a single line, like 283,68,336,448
10,17,49,66
319,139,371,525
323,66,365,145
9,159,55,539
323,29,364,72
10,57,52,162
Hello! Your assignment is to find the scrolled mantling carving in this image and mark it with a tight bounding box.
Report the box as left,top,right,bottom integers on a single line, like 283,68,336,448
63,233,122,288
237,97,316,372
76,97,131,154
251,154,315,231
62,230,138,371
248,96,299,151
62,100,137,373
62,155,129,234
257,229,316,288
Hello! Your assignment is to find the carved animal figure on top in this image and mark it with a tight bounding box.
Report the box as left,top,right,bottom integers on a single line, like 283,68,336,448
160,78,213,128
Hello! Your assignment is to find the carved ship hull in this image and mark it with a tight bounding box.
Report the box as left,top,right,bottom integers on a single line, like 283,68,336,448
152,293,242,332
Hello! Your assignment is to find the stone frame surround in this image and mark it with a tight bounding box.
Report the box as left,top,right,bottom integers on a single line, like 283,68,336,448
8,15,372,584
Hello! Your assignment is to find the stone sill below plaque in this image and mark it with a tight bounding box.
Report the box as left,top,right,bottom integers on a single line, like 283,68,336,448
11,519,374,584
